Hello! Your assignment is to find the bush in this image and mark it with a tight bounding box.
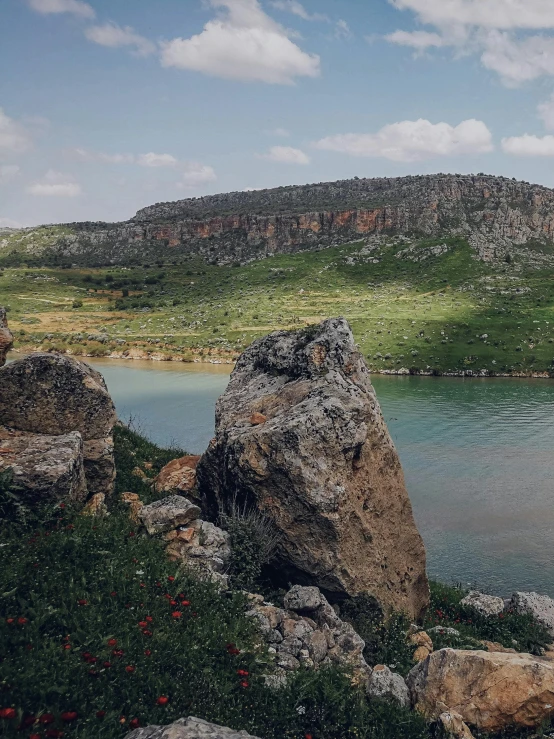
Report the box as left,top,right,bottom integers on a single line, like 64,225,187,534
72,299,83,309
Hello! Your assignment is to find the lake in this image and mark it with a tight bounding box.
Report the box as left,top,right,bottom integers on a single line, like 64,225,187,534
8,354,554,598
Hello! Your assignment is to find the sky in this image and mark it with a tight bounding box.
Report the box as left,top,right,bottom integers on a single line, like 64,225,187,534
4,0,554,227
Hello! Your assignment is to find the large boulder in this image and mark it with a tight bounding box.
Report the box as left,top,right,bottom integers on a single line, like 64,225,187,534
407,648,554,732
0,353,117,496
126,717,261,738
0,427,87,506
0,307,13,366
197,318,428,619
509,592,554,636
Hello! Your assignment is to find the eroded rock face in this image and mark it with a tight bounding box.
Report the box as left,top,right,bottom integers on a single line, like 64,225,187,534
510,592,554,636
407,648,554,732
125,716,261,739
0,427,87,506
0,353,117,496
197,318,429,619
154,455,202,498
0,307,13,367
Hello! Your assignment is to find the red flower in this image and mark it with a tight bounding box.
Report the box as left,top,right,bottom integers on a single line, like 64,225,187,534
112,649,124,657
61,711,77,722
103,661,112,668
5,618,14,624
146,616,153,623
63,644,71,650
107,638,117,647
129,718,140,729
156,696,169,706
77,599,87,606
237,669,249,677
156,581,162,587
39,714,55,724
305,734,314,739
226,643,240,656
18,617,28,625
138,621,148,628
66,524,74,530
0,707,16,719
170,600,177,606
171,611,181,619
125,665,135,673
142,629,152,637
132,558,138,563
144,649,152,656
164,594,172,600
59,503,66,509
110,591,117,597
129,531,135,537
240,680,249,688
181,600,190,607
168,576,175,582
96,711,106,718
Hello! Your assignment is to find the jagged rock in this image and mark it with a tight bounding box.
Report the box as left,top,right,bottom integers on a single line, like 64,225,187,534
125,716,261,738
437,711,475,739
121,492,144,522
367,664,410,708
154,455,201,498
0,353,117,496
460,591,504,617
410,631,433,650
283,585,323,613
166,520,231,577
138,495,201,535
0,307,13,366
197,318,428,619
413,646,432,663
0,427,87,506
509,592,554,636
81,492,108,517
407,648,554,732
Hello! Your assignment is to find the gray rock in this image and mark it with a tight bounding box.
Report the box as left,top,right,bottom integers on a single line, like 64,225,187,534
460,591,504,617
0,307,13,367
509,592,554,635
0,429,87,506
125,716,261,738
197,318,429,620
367,665,410,708
276,652,300,671
139,495,201,535
283,585,323,612
82,437,116,497
427,626,461,637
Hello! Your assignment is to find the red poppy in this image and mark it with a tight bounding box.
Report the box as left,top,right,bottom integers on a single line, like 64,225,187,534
59,503,66,509
107,638,117,647
0,707,16,719
138,621,148,628
181,600,190,607
88,670,98,677
129,531,135,537
240,680,249,688
77,599,87,606
61,711,77,722
305,734,314,739
142,629,152,637
140,583,145,588
226,643,240,656
103,661,112,668
168,576,175,582
63,644,71,650
17,617,28,625
164,594,172,600
237,669,249,677
146,616,153,623
171,611,181,619
125,665,135,673
39,714,55,724
132,558,138,563
144,649,152,656
110,591,117,597
129,718,140,729
156,696,168,706
156,581,162,587
5,618,14,624
170,600,177,606
96,711,106,718
112,649,124,657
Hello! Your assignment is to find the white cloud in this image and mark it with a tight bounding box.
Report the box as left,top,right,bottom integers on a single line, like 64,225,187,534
176,162,217,189
27,170,82,197
85,22,155,57
502,134,554,156
538,94,554,130
385,29,448,50
27,0,95,19
314,118,493,162
159,0,320,84
269,1,328,22
480,31,554,86
335,19,352,40
261,145,310,163
0,108,32,158
137,152,178,168
0,165,20,183
0,217,23,228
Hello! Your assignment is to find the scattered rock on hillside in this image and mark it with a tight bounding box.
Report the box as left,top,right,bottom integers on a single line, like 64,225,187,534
367,664,410,707
0,353,117,496
0,427,87,506
509,592,554,636
125,716,261,738
121,492,144,522
166,519,231,580
138,495,201,535
437,711,475,739
197,318,429,619
407,648,554,732
0,307,13,366
154,455,201,498
460,591,504,617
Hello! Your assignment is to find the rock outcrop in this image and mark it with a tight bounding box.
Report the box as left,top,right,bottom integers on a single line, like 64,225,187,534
126,717,260,739
6,174,554,267
0,353,117,496
509,591,554,636
197,318,429,620
154,455,201,498
407,648,554,732
0,307,13,366
460,591,504,617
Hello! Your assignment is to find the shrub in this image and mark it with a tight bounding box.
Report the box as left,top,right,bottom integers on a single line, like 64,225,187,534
72,299,83,309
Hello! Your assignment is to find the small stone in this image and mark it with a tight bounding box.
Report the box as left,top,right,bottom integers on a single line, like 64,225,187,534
154,455,201,496
82,492,108,517
277,653,300,671
460,591,504,617
284,585,323,612
437,711,475,739
124,716,261,738
138,495,201,535
367,664,410,708
304,630,328,663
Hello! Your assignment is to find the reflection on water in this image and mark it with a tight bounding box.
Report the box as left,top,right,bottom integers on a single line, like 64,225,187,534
7,354,554,596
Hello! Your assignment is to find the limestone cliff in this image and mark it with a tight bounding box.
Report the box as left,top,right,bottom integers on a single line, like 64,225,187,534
4,174,554,266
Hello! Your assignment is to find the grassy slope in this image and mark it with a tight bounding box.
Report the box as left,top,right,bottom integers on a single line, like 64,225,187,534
2,235,554,374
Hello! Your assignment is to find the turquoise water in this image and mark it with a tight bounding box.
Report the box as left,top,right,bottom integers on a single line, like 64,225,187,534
9,354,554,597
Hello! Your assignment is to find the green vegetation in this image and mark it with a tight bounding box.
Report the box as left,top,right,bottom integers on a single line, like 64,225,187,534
3,235,554,375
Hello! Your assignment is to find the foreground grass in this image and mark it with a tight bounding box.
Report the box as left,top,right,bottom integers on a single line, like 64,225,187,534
3,235,554,374
0,430,428,739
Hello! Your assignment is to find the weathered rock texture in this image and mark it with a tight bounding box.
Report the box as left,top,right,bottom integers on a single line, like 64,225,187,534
154,455,201,498
407,648,554,732
125,717,260,739
138,495,201,535
0,427,87,505
6,175,554,266
0,353,117,496
509,591,554,636
197,318,429,619
0,307,13,366
460,591,504,617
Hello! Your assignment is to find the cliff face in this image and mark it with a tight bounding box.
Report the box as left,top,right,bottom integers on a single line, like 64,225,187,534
6,174,554,266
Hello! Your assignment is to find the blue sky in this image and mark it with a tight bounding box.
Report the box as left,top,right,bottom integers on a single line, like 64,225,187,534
3,0,554,227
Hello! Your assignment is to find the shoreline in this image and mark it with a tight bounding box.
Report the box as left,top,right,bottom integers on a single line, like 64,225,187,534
8,347,554,379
